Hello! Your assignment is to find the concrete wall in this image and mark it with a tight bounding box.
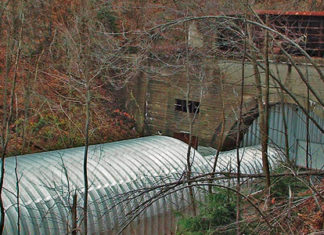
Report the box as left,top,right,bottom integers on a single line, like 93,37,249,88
126,58,324,149
220,59,324,117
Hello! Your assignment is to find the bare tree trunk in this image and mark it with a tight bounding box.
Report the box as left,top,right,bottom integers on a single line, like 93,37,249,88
83,80,90,234
15,4,23,233
247,25,271,195
0,2,23,232
280,92,290,162
208,76,226,194
15,155,20,235
78,0,90,233
72,192,78,235
21,72,31,153
235,22,247,234
0,34,11,235
0,43,20,235
306,64,310,169
263,16,271,198
185,42,196,217
273,62,291,162
0,153,5,235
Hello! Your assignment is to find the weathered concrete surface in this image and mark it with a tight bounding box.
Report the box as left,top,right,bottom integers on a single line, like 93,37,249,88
126,58,324,149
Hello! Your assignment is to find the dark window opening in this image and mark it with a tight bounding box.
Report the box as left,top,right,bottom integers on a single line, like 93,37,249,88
173,132,199,149
175,99,200,113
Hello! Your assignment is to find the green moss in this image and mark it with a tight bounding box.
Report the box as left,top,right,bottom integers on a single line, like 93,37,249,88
176,189,236,235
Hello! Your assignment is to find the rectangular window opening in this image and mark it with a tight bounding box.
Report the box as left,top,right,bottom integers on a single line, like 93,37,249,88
175,99,200,114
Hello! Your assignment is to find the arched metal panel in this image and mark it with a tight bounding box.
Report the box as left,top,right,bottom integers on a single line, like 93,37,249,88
1,136,211,234
1,136,283,234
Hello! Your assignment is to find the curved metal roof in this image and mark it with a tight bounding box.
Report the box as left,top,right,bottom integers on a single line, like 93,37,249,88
2,136,211,235
1,136,283,234
205,145,282,173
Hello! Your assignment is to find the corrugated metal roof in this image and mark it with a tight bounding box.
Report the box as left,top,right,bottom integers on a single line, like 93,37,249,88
204,145,282,173
3,136,210,234
241,103,324,169
1,136,283,234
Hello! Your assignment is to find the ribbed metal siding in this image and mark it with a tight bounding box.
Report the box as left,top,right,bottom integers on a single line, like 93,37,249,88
241,104,324,167
205,145,282,176
2,136,211,235
2,136,283,234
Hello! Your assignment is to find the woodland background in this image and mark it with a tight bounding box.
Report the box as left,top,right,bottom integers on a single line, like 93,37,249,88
1,0,323,156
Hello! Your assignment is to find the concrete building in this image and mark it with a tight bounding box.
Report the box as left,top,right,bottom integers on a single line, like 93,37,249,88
126,10,324,152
